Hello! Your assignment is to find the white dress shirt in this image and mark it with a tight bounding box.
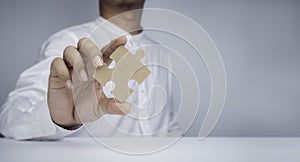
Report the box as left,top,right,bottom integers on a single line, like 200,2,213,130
0,17,180,140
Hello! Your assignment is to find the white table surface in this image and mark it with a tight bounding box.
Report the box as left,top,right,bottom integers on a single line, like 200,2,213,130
0,137,299,162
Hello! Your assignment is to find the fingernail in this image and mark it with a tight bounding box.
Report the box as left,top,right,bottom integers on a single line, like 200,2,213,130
66,80,73,89
80,69,88,81
93,55,103,66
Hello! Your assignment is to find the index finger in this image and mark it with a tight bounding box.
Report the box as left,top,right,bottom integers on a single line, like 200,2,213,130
77,38,104,68
101,36,127,64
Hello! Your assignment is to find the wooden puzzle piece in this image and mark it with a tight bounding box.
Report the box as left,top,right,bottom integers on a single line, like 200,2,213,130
94,45,151,102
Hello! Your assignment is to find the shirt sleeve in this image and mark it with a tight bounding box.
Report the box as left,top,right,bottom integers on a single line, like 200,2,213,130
0,30,81,140
166,49,182,137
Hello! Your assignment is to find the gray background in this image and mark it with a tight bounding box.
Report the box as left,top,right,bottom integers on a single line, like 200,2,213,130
0,0,299,137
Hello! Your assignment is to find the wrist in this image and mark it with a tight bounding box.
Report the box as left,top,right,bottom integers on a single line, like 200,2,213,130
60,124,82,130
51,119,82,130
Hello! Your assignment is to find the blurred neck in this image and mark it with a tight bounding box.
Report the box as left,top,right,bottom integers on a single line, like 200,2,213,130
99,1,144,35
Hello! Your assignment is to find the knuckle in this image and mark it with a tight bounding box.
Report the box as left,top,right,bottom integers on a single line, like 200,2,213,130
114,38,123,45
51,57,63,67
77,37,89,49
115,36,126,45
63,46,75,57
51,58,70,80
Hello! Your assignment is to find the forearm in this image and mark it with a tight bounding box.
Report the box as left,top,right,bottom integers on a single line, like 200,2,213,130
0,58,80,140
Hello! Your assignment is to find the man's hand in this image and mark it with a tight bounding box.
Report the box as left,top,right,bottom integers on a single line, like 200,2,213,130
47,37,131,129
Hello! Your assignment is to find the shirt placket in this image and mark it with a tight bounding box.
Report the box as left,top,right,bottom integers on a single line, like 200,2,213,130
137,84,152,136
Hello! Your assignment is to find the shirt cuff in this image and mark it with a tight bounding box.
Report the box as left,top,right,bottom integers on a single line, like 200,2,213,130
11,98,81,140
39,99,82,140
47,123,82,140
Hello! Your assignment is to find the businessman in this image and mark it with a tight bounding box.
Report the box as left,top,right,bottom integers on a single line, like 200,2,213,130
0,0,178,139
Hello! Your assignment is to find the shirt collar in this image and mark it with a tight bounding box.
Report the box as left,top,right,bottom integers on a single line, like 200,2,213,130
95,16,144,41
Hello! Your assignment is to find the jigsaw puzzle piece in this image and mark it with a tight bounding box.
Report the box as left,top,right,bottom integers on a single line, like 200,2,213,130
130,50,151,84
94,45,151,102
94,65,113,86
110,45,129,63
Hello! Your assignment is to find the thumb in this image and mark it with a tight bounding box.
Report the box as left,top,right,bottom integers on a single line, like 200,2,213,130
100,98,131,115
